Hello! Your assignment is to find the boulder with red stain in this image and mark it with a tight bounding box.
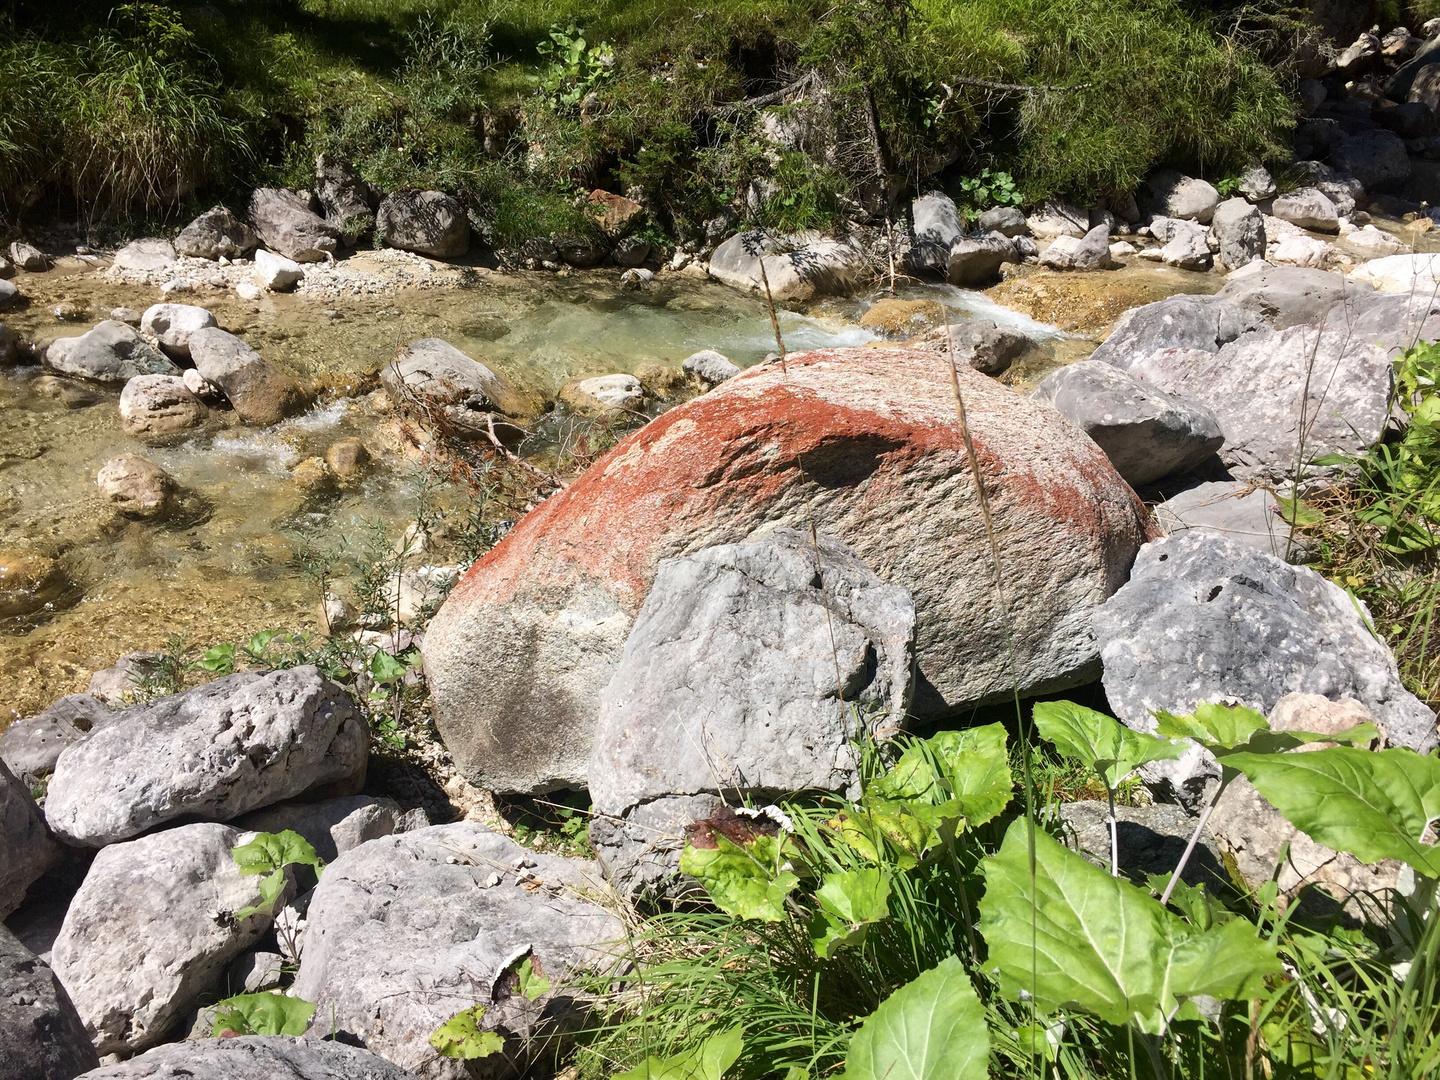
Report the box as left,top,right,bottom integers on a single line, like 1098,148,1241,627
421,346,1153,794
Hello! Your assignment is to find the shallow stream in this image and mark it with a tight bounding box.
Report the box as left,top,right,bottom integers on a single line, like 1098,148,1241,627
0,259,1147,720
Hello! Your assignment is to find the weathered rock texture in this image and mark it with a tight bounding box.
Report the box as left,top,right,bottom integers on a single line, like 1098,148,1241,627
1088,295,1265,370
0,923,99,1080
376,190,470,258
0,695,111,789
709,232,867,302
422,346,1152,793
117,375,207,439
174,206,258,260
1030,360,1224,485
248,189,340,263
0,760,58,918
234,795,403,863
74,1036,418,1080
292,823,620,1080
588,530,915,896
1215,265,1374,329
189,327,306,425
44,322,178,384
1095,532,1437,805
1127,327,1393,481
45,667,366,847
379,338,533,433
50,822,275,1055
139,304,217,360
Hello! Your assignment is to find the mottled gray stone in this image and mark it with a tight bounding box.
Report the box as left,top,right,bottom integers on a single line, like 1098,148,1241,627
376,190,469,259
117,375,207,439
588,529,915,898
1214,264,1374,329
1031,360,1223,485
75,1037,418,1080
946,232,1016,286
174,207,257,261
1239,165,1277,201
139,304,217,360
1320,289,1440,360
292,822,620,1080
234,795,402,863
51,823,277,1055
1209,198,1266,268
248,188,339,263
907,191,963,274
1095,532,1438,805
1026,201,1089,239
44,667,366,847
1059,801,1225,888
1146,171,1220,223
315,154,378,246
188,327,305,425
379,338,524,432
709,232,867,302
1088,295,1264,370
1153,480,1293,558
0,695,112,789
1039,224,1114,271
682,349,741,386
1330,129,1411,190
0,923,98,1080
0,759,57,921
1271,188,1340,232
1127,326,1393,481
43,323,178,385
976,205,1029,236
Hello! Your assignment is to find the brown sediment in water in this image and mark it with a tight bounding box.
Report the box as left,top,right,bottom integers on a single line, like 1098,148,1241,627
987,261,1219,338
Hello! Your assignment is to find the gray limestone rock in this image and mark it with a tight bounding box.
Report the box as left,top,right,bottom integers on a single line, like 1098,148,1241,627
379,338,526,433
50,822,277,1055
96,454,177,520
117,375,207,439
109,239,175,273
1058,801,1225,889
248,188,340,263
139,304,217,360
1214,264,1375,329
1088,295,1264,370
1030,360,1223,485
1145,171,1221,223
174,207,258,261
1320,289,1440,360
0,923,98,1080
907,191,964,274
1127,326,1393,482
188,327,306,426
1094,532,1438,805
588,529,915,898
74,1037,418,1080
1330,129,1410,190
1153,480,1293,558
976,205,1029,236
681,349,742,386
43,322,179,385
376,190,469,259
1271,187,1340,232
315,154,379,247
946,232,1017,286
0,760,58,918
1239,165,1277,201
1039,224,1114,271
86,654,161,705
708,232,867,303
292,822,621,1080
0,695,112,789
234,795,403,863
44,667,366,847
1209,198,1266,269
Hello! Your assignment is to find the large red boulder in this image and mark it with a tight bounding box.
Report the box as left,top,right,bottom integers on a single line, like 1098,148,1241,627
422,347,1152,793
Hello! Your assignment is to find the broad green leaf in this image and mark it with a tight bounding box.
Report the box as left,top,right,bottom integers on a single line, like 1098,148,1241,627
679,833,798,922
1222,746,1440,877
245,630,278,660
430,1004,506,1059
211,992,316,1037
369,649,408,685
839,955,987,1080
810,868,891,958
193,642,236,675
979,821,1279,1033
232,830,323,876
1033,701,1184,790
613,1025,744,1080
1154,703,1269,750
518,956,550,1001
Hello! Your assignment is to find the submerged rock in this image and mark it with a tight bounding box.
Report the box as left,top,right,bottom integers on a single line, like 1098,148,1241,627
44,666,366,847
1094,532,1437,805
422,346,1150,793
0,549,68,619
292,822,620,1080
96,453,177,519
589,529,915,898
44,322,178,385
0,923,98,1080
1030,360,1223,485
51,822,279,1055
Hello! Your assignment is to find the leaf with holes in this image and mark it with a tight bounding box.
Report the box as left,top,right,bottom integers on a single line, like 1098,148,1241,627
1222,746,1440,877
979,821,1279,1032
430,1004,506,1059
1033,701,1184,790
839,955,987,1080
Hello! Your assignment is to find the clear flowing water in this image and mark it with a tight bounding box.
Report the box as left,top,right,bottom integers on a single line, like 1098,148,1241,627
0,261,1084,721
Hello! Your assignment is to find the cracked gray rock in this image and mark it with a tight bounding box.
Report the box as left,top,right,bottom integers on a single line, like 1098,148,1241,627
0,923,98,1080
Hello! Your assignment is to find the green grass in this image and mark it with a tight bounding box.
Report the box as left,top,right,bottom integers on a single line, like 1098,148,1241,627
1,0,1294,239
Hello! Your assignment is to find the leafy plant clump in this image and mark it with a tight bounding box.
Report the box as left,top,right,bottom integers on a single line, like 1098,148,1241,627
578,701,1440,1080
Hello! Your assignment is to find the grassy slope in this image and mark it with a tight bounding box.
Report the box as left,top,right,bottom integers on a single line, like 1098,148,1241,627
1,0,1295,239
